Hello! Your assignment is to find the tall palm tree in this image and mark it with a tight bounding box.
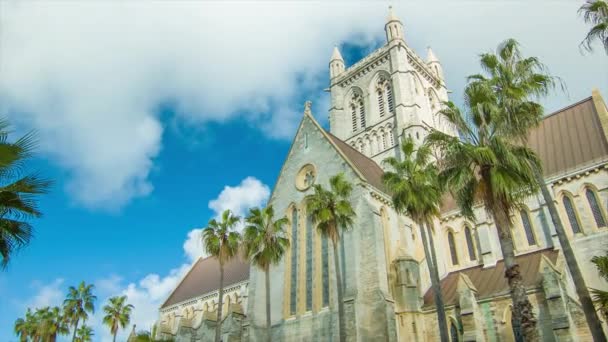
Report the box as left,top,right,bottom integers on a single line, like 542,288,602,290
74,325,94,342
0,119,52,268
102,295,134,342
64,281,96,342
382,137,449,342
427,82,541,341
471,38,606,341
579,0,608,54
202,209,241,342
591,251,608,321
243,205,290,342
14,308,37,342
305,173,356,342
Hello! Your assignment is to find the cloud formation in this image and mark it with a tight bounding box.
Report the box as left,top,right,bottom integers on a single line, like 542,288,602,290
183,176,270,261
0,2,382,210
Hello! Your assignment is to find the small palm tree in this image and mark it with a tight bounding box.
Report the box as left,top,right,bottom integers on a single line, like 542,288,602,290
427,82,541,341
74,325,94,342
202,209,241,342
0,119,52,268
64,281,96,342
472,38,606,341
243,206,289,342
382,137,449,342
579,0,608,54
35,306,69,342
591,251,608,320
305,173,356,342
14,308,37,342
102,295,134,342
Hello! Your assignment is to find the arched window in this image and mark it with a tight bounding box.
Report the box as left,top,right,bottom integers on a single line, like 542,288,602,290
450,321,460,342
359,101,366,129
464,225,476,261
377,78,395,118
321,234,329,307
351,103,358,132
388,127,394,146
448,231,459,265
305,215,313,311
586,188,607,228
562,196,581,234
289,207,298,315
381,131,387,150
520,209,537,246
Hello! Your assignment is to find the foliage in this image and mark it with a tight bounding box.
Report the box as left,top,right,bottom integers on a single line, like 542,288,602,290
305,173,356,244
591,252,608,320
0,118,52,268
132,330,175,342
243,205,290,271
579,0,608,54
383,137,441,223
74,325,94,342
63,281,96,341
102,295,134,341
202,209,241,265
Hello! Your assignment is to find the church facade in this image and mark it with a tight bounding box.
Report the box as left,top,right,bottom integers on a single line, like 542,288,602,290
157,9,608,342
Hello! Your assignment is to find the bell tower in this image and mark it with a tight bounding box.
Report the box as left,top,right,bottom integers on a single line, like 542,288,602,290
328,7,457,166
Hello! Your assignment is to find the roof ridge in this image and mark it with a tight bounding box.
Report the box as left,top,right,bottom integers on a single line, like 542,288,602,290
543,96,593,119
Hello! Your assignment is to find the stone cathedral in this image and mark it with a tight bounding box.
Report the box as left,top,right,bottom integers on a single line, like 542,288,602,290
156,9,608,342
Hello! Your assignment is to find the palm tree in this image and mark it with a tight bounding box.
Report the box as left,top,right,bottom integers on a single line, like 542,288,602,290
64,281,96,342
305,173,356,342
0,119,52,268
579,0,608,54
382,137,449,342
14,308,37,342
35,306,69,342
202,209,241,342
74,325,94,342
243,206,290,342
427,82,541,341
591,251,608,320
102,295,134,342
471,38,606,341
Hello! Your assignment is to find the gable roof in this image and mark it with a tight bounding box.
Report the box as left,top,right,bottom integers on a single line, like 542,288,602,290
423,248,559,308
161,256,249,309
326,132,386,192
441,91,608,214
268,108,389,204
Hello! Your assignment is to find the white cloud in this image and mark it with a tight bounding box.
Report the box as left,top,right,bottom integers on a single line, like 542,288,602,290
24,278,64,310
184,176,270,261
0,2,382,210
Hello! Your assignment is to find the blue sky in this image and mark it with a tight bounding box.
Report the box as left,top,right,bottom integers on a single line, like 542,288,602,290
0,1,607,341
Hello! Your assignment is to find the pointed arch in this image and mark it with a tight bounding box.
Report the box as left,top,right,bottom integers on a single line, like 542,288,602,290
584,186,607,228
288,203,299,315
561,192,582,235
447,230,459,266
519,207,537,246
464,224,477,261
345,87,365,132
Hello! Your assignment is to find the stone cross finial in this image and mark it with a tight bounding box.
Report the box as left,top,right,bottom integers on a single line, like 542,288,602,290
304,101,312,115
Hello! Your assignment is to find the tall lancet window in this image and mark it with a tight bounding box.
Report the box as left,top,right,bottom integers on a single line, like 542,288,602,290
350,93,365,132
464,225,476,261
321,235,329,307
289,208,298,315
520,209,537,246
586,188,607,228
448,231,459,265
563,195,581,234
377,78,395,118
305,215,313,311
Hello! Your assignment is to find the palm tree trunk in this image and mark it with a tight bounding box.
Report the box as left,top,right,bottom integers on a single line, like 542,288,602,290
265,266,271,342
71,318,79,342
418,221,449,342
112,331,117,342
215,263,225,342
332,238,346,342
533,168,607,341
491,205,537,342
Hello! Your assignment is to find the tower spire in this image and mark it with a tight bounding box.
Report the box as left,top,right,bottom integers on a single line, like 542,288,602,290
329,45,345,79
426,46,444,79
385,6,404,43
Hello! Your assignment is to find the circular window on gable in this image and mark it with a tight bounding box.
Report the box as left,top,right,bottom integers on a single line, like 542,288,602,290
295,164,316,191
